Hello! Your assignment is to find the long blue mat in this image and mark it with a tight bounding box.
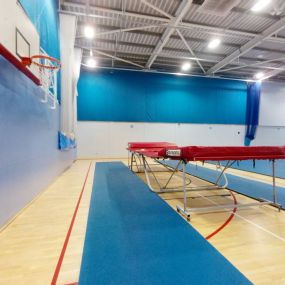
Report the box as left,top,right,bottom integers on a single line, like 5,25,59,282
160,160,285,209
207,159,285,179
79,162,251,285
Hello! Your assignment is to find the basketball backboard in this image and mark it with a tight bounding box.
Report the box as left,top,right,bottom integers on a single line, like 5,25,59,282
0,0,40,76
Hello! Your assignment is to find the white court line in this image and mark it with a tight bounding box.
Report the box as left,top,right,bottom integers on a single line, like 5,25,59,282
194,191,285,243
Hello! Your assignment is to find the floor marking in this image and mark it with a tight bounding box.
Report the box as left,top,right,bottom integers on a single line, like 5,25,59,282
205,191,237,240
51,162,92,285
196,191,285,243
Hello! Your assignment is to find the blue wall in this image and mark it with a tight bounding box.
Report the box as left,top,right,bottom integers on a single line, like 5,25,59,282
19,0,60,59
0,54,75,227
77,69,247,124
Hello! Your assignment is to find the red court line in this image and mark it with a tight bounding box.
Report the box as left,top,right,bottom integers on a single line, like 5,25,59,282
205,191,237,240
51,162,92,285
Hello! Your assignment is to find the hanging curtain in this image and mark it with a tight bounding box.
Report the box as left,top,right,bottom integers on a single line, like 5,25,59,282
244,81,261,146
59,13,77,135
72,48,82,137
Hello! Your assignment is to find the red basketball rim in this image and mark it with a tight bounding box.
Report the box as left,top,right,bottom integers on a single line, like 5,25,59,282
30,55,61,70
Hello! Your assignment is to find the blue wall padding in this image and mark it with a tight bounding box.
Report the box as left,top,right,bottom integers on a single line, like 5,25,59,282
79,162,252,285
19,0,61,100
161,160,285,208
19,0,60,59
207,160,285,179
0,55,75,227
77,69,247,123
244,82,261,146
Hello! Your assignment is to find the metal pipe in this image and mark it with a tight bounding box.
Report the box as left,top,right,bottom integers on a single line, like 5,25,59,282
140,0,172,19
176,29,205,74
272,159,276,204
182,162,187,212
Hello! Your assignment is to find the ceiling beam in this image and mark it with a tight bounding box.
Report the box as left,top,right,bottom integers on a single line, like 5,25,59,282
262,64,285,79
176,29,205,73
206,16,285,75
144,0,192,69
217,56,285,73
84,48,144,68
140,0,173,19
62,2,168,22
75,22,285,56
61,2,285,44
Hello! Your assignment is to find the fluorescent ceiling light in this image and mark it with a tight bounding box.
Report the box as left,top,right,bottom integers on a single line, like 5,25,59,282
208,38,221,49
86,57,97,68
254,71,264,80
251,0,271,12
84,26,95,39
181,62,191,71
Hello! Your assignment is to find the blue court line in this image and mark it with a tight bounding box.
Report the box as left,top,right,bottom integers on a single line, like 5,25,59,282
79,162,251,285
207,159,285,179
160,160,285,209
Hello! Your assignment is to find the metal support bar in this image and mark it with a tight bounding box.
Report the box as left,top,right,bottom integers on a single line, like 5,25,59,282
176,29,205,73
188,201,271,213
272,159,276,204
163,160,182,189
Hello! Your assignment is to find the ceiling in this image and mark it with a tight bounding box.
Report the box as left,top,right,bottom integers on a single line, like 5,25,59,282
60,0,285,81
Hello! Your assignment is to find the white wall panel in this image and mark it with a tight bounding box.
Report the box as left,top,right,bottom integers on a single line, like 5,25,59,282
77,122,246,158
251,126,285,146
260,82,285,127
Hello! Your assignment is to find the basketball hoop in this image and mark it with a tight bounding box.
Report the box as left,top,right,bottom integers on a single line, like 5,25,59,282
21,55,61,70
21,52,61,109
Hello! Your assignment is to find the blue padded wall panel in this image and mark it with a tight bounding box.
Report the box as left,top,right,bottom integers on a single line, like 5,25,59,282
19,0,60,59
77,69,247,124
0,55,75,227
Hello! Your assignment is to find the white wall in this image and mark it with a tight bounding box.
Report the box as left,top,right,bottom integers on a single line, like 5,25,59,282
250,81,285,146
76,80,285,158
0,0,40,75
260,81,285,127
77,122,245,158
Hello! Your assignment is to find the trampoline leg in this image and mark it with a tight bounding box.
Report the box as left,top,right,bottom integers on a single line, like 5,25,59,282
176,161,191,221
272,159,281,211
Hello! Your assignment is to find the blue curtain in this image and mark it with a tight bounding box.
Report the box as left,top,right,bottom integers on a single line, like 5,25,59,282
244,81,261,146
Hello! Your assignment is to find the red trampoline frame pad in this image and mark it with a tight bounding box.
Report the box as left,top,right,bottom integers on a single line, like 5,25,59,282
128,142,178,159
158,146,285,161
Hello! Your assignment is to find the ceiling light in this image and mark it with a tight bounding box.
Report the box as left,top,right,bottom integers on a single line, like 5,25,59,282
84,26,95,39
254,72,264,80
86,57,97,68
251,0,271,12
208,38,221,49
181,62,191,71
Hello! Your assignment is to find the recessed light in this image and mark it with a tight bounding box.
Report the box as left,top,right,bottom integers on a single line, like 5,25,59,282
84,26,95,39
181,62,191,71
251,0,271,12
254,72,264,80
208,38,221,49
86,57,97,68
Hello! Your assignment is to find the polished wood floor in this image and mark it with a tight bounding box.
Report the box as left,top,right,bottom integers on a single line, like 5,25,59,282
0,159,285,284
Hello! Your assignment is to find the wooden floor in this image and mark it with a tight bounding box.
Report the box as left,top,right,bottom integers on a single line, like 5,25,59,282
1,159,285,284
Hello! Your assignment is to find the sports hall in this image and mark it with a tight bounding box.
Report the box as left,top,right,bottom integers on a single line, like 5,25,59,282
1,0,285,284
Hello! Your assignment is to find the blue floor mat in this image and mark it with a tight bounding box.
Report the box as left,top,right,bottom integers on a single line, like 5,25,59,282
207,159,285,179
160,160,285,209
79,162,251,285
